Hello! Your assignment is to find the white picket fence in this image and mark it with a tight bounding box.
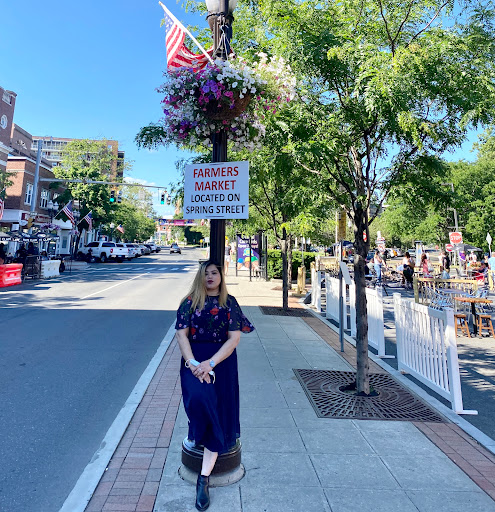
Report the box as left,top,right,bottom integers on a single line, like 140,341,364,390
349,284,389,358
394,293,476,415
311,269,324,312
325,274,340,321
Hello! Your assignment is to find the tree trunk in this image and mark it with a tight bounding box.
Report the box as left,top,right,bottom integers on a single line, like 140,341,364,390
282,227,289,310
353,210,370,394
287,234,293,290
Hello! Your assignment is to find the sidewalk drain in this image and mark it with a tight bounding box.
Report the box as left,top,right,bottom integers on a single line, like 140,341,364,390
260,306,313,317
294,369,444,422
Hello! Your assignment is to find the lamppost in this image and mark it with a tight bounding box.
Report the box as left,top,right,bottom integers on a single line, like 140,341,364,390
205,0,236,266
110,222,115,241
180,0,243,484
47,200,59,222
73,208,81,259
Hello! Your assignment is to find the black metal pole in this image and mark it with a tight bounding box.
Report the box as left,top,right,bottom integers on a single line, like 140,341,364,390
339,239,344,352
249,236,252,282
208,1,231,267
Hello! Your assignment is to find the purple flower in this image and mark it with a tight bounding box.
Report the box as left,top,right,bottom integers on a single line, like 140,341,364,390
202,85,210,93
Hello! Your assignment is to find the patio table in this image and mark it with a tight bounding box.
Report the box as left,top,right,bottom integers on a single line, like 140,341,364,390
454,297,493,335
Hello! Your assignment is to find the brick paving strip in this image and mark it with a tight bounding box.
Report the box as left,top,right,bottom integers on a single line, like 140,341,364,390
85,338,182,512
302,313,495,503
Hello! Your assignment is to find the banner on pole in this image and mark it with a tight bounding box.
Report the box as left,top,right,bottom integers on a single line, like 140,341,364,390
183,161,249,219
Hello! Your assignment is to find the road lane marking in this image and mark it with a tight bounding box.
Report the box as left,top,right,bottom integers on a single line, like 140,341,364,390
80,273,150,299
59,322,177,512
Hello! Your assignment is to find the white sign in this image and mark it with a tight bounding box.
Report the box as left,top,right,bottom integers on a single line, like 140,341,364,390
183,161,249,219
487,232,492,246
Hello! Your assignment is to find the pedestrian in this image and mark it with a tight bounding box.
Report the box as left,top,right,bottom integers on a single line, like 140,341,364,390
224,243,231,275
175,260,255,511
373,250,386,284
487,251,495,290
402,251,415,289
421,253,432,277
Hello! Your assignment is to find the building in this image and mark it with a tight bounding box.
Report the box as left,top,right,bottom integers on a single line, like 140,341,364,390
0,86,16,176
31,136,125,180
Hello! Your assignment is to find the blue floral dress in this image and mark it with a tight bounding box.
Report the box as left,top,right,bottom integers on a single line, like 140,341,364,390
176,294,254,453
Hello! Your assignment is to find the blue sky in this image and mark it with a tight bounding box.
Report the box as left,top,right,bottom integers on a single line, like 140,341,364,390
3,0,481,217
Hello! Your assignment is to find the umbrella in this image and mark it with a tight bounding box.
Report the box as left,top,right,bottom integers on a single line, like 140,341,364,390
0,232,12,240
457,243,482,252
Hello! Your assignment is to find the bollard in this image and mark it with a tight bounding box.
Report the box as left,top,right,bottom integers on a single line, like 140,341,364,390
297,265,306,294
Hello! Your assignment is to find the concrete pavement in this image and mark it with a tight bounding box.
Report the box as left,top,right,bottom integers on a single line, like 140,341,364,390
84,270,495,512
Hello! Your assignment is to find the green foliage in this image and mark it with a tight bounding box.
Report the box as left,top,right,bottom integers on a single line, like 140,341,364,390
267,249,316,279
53,139,117,226
112,203,156,242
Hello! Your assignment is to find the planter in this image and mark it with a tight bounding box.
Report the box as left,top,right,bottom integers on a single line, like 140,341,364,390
204,93,252,121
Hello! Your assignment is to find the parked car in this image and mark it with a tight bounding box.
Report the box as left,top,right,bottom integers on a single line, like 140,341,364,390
123,243,140,259
170,243,181,254
79,241,128,263
139,244,151,255
145,242,159,253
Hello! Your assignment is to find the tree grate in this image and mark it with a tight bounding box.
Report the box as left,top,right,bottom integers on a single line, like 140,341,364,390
260,306,313,317
293,369,445,422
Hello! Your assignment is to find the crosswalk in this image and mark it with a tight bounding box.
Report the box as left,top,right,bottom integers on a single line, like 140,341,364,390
71,265,197,276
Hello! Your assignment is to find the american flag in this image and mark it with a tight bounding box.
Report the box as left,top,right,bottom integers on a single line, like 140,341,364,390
159,2,213,70
62,201,75,225
116,224,125,234
0,197,4,220
81,211,93,231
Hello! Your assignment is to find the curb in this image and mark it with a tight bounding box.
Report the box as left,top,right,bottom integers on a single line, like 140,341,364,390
303,302,495,456
59,322,177,512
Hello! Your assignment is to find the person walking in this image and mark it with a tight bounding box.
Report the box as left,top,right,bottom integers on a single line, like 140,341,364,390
420,253,431,277
224,244,231,275
175,260,255,511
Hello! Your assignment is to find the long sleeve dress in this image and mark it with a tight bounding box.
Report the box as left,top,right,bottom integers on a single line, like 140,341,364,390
176,294,254,454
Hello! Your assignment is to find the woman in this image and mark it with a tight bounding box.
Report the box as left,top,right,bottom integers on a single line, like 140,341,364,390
373,251,386,284
175,261,254,511
402,251,415,289
420,253,431,277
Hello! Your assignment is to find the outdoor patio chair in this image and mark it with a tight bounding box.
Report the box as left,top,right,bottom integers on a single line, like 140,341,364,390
454,314,471,338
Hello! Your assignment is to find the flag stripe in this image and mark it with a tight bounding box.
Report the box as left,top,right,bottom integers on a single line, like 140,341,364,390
0,198,4,220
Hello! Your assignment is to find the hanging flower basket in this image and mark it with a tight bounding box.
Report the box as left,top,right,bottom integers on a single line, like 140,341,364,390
202,92,252,121
149,54,296,151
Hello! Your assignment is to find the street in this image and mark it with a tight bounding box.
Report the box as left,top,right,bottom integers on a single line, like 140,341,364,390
0,248,201,512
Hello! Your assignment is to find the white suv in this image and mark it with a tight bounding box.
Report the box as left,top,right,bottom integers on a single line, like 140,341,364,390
124,243,140,259
79,241,128,263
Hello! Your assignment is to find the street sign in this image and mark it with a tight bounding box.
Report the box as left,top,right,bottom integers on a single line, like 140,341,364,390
377,236,385,242
486,232,492,246
378,243,386,251
183,161,249,219
363,232,367,242
449,232,463,244
446,243,454,252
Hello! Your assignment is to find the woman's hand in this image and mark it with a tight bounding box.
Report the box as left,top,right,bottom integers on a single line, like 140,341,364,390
191,360,213,384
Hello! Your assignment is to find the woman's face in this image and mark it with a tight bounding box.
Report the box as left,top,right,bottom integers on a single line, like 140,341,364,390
204,264,221,295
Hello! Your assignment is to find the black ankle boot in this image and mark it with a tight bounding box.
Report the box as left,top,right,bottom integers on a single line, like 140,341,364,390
195,474,210,511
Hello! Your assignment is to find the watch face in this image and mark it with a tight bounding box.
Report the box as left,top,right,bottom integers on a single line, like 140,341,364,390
0,115,7,129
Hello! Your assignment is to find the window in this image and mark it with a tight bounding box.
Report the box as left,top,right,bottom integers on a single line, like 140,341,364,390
25,183,33,205
87,242,99,247
2,91,12,104
40,189,49,208
102,242,115,247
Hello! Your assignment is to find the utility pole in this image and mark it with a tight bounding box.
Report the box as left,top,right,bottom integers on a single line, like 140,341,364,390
28,139,43,234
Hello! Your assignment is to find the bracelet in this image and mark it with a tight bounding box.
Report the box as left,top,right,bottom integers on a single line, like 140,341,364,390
185,358,200,368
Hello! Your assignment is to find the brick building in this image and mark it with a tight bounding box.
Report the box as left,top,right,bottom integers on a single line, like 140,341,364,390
0,86,16,176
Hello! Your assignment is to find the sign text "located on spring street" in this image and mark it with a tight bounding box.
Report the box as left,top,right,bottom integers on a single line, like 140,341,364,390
183,161,249,219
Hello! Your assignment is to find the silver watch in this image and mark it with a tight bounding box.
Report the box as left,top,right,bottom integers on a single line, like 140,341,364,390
209,359,215,368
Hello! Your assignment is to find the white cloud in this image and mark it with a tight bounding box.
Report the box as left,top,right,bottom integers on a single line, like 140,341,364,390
124,177,157,187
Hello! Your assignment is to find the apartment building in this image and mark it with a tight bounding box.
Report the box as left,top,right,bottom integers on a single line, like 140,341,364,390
31,136,125,180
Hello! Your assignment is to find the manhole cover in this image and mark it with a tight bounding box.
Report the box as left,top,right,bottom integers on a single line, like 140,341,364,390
293,369,444,422
260,306,312,317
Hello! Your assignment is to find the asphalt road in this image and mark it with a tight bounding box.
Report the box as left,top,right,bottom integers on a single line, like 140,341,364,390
0,248,202,512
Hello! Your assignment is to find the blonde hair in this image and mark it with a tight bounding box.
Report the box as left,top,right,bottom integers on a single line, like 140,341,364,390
182,260,228,312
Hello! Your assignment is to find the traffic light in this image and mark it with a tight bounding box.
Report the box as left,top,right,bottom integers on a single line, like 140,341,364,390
117,190,122,204
166,194,171,205
160,192,165,205
110,190,115,203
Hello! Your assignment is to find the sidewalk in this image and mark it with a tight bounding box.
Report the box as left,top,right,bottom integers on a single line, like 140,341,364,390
85,273,495,512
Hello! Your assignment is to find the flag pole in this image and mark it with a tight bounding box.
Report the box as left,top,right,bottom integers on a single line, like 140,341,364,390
159,2,214,65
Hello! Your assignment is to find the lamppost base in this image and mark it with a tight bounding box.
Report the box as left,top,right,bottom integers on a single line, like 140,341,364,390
180,438,243,485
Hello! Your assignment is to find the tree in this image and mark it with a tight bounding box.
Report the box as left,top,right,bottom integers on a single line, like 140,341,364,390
53,139,117,227
252,0,495,393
